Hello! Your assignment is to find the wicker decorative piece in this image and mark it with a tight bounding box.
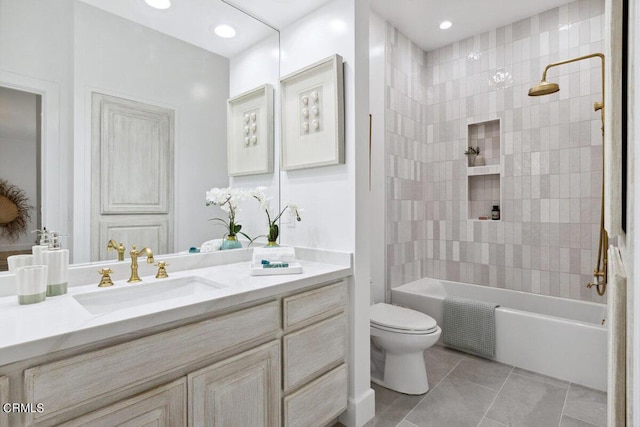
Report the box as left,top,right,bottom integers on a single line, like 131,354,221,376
0,179,32,241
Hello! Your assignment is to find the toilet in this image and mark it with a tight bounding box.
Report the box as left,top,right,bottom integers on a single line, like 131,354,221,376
370,303,441,395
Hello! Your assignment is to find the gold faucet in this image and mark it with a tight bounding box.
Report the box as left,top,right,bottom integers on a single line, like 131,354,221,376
127,245,154,283
107,240,126,261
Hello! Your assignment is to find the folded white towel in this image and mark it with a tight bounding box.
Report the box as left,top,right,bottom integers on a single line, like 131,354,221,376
252,247,296,264
200,239,223,253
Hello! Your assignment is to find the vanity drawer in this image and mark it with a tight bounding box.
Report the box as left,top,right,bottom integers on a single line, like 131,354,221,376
59,379,186,427
283,314,346,392
283,281,346,330
24,301,279,426
283,364,347,427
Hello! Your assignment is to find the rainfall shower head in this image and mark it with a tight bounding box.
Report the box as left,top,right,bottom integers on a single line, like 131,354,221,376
527,80,560,96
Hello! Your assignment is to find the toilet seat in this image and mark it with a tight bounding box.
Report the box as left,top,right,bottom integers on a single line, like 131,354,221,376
370,303,438,334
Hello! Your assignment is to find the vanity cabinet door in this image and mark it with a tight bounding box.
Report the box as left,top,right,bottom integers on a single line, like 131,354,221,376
188,341,280,427
59,379,186,427
0,376,8,427
283,314,346,392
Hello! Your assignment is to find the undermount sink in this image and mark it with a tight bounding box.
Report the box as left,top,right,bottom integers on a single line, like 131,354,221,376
72,276,228,315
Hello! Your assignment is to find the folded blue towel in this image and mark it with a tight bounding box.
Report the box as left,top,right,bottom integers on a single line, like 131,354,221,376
442,296,500,358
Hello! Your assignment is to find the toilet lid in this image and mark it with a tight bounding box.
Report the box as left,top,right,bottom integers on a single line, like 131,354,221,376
370,303,437,333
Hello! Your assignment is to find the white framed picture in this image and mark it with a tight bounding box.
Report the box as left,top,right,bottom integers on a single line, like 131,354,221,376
227,84,274,176
280,54,344,171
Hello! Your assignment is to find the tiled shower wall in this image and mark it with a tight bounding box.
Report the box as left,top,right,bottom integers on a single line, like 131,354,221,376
385,0,605,303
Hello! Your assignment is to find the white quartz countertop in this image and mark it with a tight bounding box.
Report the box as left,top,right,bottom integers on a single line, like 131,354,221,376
0,250,351,366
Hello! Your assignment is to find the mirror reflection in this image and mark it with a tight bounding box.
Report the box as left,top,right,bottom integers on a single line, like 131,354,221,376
0,0,280,269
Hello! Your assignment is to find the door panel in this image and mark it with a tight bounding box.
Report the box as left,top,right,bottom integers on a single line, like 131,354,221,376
91,93,174,261
98,219,168,261
188,342,280,427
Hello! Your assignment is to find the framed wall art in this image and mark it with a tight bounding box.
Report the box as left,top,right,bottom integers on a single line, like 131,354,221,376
227,84,274,176
280,54,344,171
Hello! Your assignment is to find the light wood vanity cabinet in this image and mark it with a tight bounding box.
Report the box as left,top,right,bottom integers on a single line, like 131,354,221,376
59,379,186,427
1,376,8,427
4,280,348,427
24,301,280,426
282,282,348,427
189,341,280,427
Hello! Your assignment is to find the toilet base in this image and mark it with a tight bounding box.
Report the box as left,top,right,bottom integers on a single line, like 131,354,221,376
372,351,430,395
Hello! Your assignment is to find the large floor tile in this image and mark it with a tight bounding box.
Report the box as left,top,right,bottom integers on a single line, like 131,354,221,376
423,345,465,386
371,382,406,414
485,373,568,427
365,383,424,427
512,367,570,389
478,418,507,427
562,384,607,427
405,375,496,427
448,356,512,391
559,415,599,427
396,420,419,427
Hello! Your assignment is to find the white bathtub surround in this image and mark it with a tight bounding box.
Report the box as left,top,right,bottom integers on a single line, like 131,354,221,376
607,246,626,426
392,277,607,391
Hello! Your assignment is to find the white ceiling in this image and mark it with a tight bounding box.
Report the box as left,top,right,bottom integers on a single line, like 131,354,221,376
371,0,574,52
79,0,577,58
79,0,277,58
225,0,334,29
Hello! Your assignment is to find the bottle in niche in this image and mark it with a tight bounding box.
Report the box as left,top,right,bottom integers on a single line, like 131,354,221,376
491,205,500,220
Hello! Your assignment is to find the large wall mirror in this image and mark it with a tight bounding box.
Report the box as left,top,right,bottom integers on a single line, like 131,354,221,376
0,0,280,268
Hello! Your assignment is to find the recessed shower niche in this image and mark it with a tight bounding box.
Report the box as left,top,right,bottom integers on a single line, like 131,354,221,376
466,119,502,220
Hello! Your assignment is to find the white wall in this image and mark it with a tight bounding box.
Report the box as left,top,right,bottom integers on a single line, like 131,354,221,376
280,0,374,425
72,2,230,260
0,0,74,251
229,35,281,242
0,87,39,251
1,0,232,260
369,11,386,304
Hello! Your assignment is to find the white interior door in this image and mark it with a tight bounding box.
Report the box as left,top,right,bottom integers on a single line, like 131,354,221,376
91,93,174,261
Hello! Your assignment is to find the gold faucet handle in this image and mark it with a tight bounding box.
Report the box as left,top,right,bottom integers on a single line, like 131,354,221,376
98,268,115,287
155,262,169,279
107,241,126,261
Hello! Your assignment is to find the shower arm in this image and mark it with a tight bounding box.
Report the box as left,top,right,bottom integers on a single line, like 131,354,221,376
539,53,608,296
540,53,605,116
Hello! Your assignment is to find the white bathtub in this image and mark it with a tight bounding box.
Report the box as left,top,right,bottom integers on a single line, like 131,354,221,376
391,278,607,391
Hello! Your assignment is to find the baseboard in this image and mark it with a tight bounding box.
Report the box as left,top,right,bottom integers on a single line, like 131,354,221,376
338,387,375,427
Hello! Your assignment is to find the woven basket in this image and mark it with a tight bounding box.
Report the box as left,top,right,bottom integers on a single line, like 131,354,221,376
0,195,18,224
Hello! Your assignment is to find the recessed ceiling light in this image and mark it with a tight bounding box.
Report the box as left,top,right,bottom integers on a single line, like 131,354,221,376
439,20,453,30
145,0,171,10
213,24,236,39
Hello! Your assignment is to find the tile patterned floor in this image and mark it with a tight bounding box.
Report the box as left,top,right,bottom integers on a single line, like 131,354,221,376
363,345,607,427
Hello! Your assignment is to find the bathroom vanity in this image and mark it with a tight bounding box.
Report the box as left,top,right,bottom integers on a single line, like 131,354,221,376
0,248,351,427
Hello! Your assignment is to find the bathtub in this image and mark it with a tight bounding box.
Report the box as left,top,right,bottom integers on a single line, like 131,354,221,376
391,278,607,391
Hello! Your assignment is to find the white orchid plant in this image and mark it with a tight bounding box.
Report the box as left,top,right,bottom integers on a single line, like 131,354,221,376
252,187,302,243
205,187,252,240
